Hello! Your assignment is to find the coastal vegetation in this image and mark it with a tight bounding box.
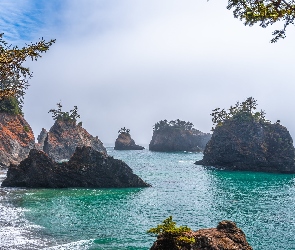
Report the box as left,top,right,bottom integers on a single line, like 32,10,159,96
48,102,80,122
148,216,195,248
118,127,130,134
227,0,295,42
0,33,55,113
210,97,269,130
153,119,194,131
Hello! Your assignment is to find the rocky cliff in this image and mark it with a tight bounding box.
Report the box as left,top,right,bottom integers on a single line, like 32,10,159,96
2,146,150,188
150,220,252,250
196,118,295,173
149,128,211,152
38,119,106,162
0,113,35,168
114,132,144,150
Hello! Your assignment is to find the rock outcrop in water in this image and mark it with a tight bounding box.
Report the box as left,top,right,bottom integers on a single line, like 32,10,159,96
149,119,211,152
115,132,144,150
196,98,295,173
150,220,252,250
196,118,295,173
0,113,35,168
38,119,106,162
2,146,150,188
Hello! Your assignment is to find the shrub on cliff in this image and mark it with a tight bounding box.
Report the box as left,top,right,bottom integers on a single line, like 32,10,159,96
210,97,269,130
48,102,80,123
153,119,194,132
0,96,22,115
148,216,195,249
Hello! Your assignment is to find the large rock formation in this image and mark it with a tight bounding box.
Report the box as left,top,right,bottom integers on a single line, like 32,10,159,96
196,118,295,173
149,125,211,152
114,132,144,150
38,119,106,162
150,220,252,250
2,146,150,188
0,113,35,168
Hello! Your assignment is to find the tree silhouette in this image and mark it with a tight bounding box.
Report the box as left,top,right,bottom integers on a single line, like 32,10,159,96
48,103,80,122
118,127,130,134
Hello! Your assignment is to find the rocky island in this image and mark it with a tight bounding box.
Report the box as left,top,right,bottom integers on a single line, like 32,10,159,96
149,119,211,152
114,127,144,150
149,217,252,250
37,103,106,162
2,146,150,188
196,97,295,173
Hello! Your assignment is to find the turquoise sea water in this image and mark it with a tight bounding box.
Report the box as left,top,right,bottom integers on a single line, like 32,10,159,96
1,147,295,249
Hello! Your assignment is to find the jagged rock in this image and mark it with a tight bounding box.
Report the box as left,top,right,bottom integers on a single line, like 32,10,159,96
0,113,35,168
196,118,295,173
1,146,150,188
149,127,211,152
114,132,144,150
150,220,252,250
35,128,48,150
40,119,106,162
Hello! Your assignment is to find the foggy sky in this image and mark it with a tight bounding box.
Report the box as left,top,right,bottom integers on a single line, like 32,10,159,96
1,0,295,145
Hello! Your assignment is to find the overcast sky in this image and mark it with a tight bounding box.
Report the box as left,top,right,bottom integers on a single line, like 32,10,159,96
1,0,295,145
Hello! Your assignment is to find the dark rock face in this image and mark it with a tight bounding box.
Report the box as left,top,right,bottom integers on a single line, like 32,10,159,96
114,132,144,150
35,128,48,150
40,119,106,162
149,128,211,152
150,220,252,250
0,113,35,168
196,119,295,173
2,146,150,188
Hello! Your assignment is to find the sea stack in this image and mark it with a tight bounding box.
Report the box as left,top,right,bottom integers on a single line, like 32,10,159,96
114,127,144,150
196,97,295,173
149,119,211,152
2,146,150,188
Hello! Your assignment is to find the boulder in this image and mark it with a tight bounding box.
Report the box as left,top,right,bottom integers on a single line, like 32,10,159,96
149,128,211,152
39,119,106,162
114,132,144,150
0,113,35,168
196,118,295,173
150,220,252,250
1,146,150,188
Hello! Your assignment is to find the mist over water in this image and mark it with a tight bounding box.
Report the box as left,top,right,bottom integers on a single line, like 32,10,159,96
0,148,295,249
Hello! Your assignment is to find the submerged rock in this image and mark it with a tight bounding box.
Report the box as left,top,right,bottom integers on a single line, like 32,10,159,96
2,146,150,188
0,113,35,168
150,220,252,250
39,119,106,162
149,120,211,152
114,132,144,150
196,118,295,173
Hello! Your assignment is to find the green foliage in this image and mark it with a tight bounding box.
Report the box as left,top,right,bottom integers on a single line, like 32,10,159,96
227,0,295,42
210,97,269,130
153,119,194,131
0,33,55,106
48,102,81,122
147,216,195,248
23,125,29,132
118,127,130,134
0,96,22,115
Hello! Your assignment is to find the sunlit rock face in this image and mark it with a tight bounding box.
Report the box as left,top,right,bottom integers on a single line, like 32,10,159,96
0,113,35,168
196,119,295,173
2,146,150,188
38,119,106,162
149,128,211,152
114,132,144,150
150,220,253,250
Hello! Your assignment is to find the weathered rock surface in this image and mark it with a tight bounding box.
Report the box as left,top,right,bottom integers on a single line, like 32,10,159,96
39,119,106,162
149,128,211,152
114,132,144,150
0,113,35,168
35,128,48,150
196,119,295,173
150,220,252,250
2,146,150,188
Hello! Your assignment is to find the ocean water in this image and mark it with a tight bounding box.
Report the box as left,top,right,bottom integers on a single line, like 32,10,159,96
0,147,295,250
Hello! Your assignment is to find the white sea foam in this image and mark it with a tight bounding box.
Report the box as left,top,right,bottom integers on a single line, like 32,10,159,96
46,240,94,250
